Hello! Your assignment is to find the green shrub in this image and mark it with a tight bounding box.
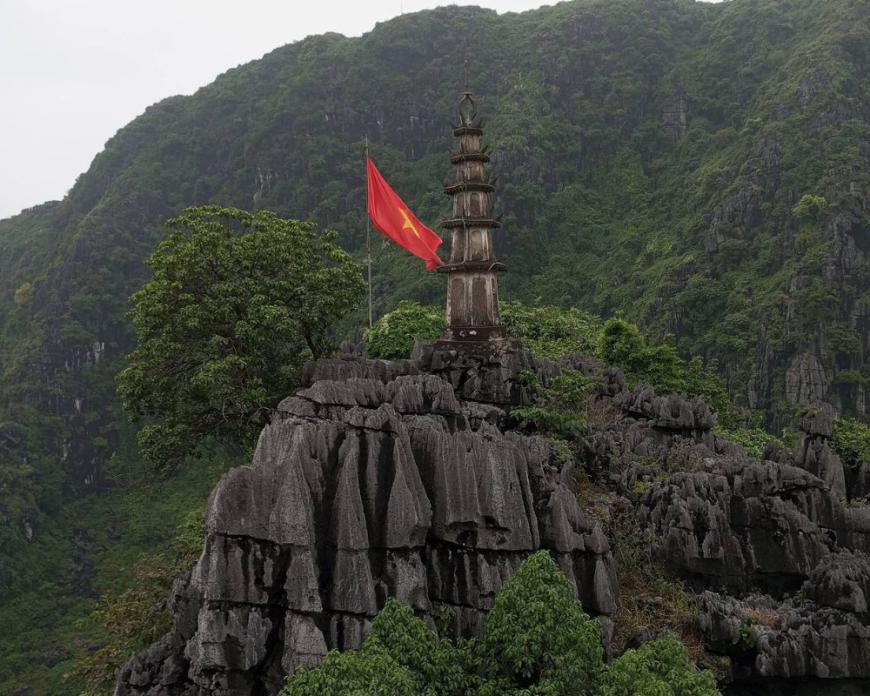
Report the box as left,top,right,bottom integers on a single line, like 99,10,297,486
365,300,444,359
478,550,603,695
364,599,471,696
603,636,719,696
501,302,601,358
832,417,870,471
512,369,600,438
792,194,828,219
714,426,781,459
283,648,419,696
597,318,728,419
284,600,474,696
365,300,602,361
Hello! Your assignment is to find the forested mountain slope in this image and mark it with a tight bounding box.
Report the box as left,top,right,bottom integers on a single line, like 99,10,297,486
0,0,867,692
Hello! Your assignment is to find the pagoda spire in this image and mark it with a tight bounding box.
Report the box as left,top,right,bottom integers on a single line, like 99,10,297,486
438,89,506,341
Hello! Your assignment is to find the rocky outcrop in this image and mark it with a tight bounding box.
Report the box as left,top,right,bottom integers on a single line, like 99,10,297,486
413,338,539,406
116,356,615,696
785,353,830,407
632,395,870,686
117,345,870,695
640,458,843,594
700,552,870,682
792,403,847,500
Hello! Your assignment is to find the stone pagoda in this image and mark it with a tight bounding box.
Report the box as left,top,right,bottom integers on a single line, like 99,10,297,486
416,89,535,406
437,89,506,342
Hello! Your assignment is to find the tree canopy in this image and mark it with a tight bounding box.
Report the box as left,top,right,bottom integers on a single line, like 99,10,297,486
116,206,364,471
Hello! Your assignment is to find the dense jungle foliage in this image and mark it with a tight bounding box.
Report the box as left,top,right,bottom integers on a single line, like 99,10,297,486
0,0,867,692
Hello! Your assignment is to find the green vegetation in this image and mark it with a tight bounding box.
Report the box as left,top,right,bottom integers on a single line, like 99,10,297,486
0,440,227,696
832,417,870,471
69,508,207,694
0,0,867,691
598,318,729,418
602,637,719,696
478,551,603,695
116,206,363,471
501,302,601,359
283,552,719,696
713,425,782,459
367,302,727,421
364,300,443,359
512,369,598,438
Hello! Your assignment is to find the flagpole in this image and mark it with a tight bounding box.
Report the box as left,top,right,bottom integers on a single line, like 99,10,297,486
364,135,373,329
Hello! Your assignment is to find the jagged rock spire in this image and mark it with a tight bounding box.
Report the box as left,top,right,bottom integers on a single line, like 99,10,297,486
439,88,505,341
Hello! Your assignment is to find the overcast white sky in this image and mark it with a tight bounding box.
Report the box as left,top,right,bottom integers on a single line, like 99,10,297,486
0,1,559,220
0,0,721,220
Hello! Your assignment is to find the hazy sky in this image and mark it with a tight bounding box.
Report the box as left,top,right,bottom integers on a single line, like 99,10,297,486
0,0,563,220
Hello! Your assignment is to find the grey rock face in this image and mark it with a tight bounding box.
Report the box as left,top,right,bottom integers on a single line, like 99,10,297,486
116,357,614,696
639,458,843,594
785,354,829,407
700,551,870,681
413,338,538,406
792,403,848,500
116,346,870,695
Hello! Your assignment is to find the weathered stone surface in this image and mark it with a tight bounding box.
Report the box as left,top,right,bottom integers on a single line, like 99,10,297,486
117,349,870,696
785,353,829,407
639,459,843,593
700,552,870,680
116,359,614,696
846,506,870,555
613,386,716,431
414,337,537,405
792,403,847,499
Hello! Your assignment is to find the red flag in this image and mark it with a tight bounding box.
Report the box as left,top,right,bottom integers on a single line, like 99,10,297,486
366,156,444,270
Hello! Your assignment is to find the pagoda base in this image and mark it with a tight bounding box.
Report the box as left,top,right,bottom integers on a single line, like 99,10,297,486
412,336,535,407
441,324,505,341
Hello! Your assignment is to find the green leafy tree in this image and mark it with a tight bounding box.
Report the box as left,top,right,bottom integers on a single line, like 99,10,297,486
284,600,473,696
832,417,870,474
282,552,720,696
365,300,444,360
597,317,647,371
602,636,719,696
283,649,419,696
792,194,828,220
478,550,603,695
363,599,475,696
116,206,364,471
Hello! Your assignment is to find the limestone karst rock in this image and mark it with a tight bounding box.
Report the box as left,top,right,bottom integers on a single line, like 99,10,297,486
116,349,616,696
699,550,870,682
116,347,870,695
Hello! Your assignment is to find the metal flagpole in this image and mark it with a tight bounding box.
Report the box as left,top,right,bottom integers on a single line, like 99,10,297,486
365,135,373,329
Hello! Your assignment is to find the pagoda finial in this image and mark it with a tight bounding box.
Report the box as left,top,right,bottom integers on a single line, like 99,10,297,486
458,91,476,127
